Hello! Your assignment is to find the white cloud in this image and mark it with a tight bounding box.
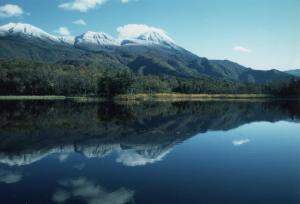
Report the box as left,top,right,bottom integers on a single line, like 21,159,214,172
117,24,173,41
73,19,87,26
52,177,135,204
232,139,250,146
55,27,71,36
59,0,107,12
233,46,253,53
121,0,138,3
0,4,24,18
0,170,23,184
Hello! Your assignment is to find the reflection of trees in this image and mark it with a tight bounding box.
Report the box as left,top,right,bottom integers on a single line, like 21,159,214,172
0,100,299,131
0,100,299,166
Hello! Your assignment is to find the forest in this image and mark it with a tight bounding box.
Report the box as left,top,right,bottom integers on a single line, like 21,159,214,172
0,59,298,97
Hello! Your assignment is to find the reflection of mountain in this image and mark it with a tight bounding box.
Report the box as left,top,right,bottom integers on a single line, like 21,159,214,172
0,169,23,184
0,101,299,166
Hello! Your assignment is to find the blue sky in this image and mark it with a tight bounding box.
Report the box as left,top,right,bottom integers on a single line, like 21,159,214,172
0,0,299,70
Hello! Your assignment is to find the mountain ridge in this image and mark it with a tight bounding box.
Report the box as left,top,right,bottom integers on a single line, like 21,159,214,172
0,22,293,84
285,69,300,77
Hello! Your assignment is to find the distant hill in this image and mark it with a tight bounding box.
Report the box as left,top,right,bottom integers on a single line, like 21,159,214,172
285,69,300,77
0,22,292,84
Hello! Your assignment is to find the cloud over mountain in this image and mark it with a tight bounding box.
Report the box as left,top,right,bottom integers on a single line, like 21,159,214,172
59,0,107,12
55,27,71,36
73,19,87,26
117,24,173,42
0,4,24,18
233,46,253,53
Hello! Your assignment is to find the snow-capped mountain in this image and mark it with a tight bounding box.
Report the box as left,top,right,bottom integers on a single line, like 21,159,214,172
0,23,59,43
57,36,75,45
75,31,120,51
0,22,292,83
0,23,179,50
120,30,178,49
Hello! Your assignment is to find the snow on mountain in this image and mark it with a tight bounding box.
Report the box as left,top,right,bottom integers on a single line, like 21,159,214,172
0,22,179,50
57,36,75,45
121,30,178,49
0,23,59,43
137,31,174,44
74,31,120,51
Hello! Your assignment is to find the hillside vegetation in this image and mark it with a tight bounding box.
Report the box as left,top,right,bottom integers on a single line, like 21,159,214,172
0,59,298,98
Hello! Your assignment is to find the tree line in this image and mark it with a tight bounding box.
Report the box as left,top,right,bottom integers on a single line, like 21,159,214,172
0,59,298,97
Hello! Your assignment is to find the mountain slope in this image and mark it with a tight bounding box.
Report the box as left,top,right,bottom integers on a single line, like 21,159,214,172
0,22,292,83
0,23,58,43
286,69,300,77
75,31,120,51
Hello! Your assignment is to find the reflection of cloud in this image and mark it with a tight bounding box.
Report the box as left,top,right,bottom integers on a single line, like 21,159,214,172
0,169,23,184
58,154,70,162
52,189,71,203
73,163,85,170
52,177,135,204
116,149,171,167
232,139,250,146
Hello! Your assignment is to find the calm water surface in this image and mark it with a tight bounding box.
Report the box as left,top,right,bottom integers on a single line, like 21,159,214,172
0,100,300,204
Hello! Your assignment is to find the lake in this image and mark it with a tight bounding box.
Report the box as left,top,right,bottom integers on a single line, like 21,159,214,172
0,100,300,204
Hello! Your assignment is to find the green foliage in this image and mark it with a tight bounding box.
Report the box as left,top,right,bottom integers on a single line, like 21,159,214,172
0,59,99,95
0,59,292,96
271,78,300,97
98,70,135,96
0,38,292,84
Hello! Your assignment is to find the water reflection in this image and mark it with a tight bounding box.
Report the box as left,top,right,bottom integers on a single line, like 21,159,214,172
116,148,172,167
0,100,300,204
52,177,135,204
0,169,23,184
232,139,251,146
0,100,299,167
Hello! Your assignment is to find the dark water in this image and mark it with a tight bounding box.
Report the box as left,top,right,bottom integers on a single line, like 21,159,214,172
0,100,300,204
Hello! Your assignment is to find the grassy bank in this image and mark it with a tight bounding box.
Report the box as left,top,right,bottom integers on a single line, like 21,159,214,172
0,95,67,100
0,93,289,102
115,93,274,101
0,95,107,102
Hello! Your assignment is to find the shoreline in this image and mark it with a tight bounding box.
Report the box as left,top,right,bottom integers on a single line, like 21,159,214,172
0,94,298,102
0,96,106,102
115,93,274,101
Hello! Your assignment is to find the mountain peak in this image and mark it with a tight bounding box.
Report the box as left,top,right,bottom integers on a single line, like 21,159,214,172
0,22,58,43
74,31,120,51
121,30,178,49
57,36,75,45
0,22,180,50
137,30,174,43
